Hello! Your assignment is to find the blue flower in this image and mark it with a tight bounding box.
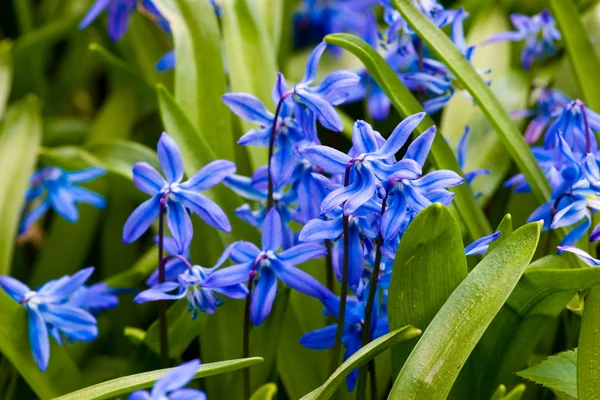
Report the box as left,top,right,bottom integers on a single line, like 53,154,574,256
67,283,131,316
135,256,248,319
511,88,570,144
79,0,138,41
21,166,106,234
484,9,561,70
128,359,206,400
300,295,388,391
203,208,329,326
156,50,176,72
0,268,99,371
146,236,191,286
545,100,600,154
464,231,501,256
123,132,235,252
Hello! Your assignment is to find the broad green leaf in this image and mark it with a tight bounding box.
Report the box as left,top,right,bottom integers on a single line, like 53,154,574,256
389,204,468,374
0,291,83,399
0,95,42,274
391,0,551,204
550,0,600,110
578,287,600,398
324,33,493,241
256,0,284,52
86,139,160,181
250,383,278,400
0,41,12,119
302,326,422,400
221,0,276,168
389,221,542,399
54,357,264,400
475,255,600,396
517,350,577,398
153,0,234,160
487,214,513,254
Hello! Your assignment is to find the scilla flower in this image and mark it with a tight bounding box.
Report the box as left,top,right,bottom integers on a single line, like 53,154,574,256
21,166,106,234
464,231,501,256
79,0,138,41
123,132,235,252
0,268,99,371
128,359,206,400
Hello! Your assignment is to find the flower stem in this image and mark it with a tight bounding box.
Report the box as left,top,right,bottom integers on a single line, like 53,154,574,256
331,164,352,373
357,196,387,400
267,95,289,210
157,197,169,367
325,239,335,294
242,274,255,399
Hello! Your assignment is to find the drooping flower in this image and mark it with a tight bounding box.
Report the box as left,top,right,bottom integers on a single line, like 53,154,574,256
128,359,206,400
122,132,235,252
544,100,600,154
146,236,191,286
79,0,137,41
203,208,329,326
0,268,99,371
464,231,501,256
21,166,106,234
484,9,561,70
511,88,570,144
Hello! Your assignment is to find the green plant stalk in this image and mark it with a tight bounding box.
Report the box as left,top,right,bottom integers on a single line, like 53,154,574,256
157,198,169,366
578,287,600,398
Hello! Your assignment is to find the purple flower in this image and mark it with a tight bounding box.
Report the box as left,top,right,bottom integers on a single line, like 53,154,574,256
128,359,206,400
122,132,235,252
203,208,329,326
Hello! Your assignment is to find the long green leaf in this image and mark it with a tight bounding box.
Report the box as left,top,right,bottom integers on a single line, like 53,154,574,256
0,95,42,274
389,221,542,399
578,287,600,398
324,33,492,240
391,0,551,205
550,0,600,110
0,41,12,119
517,349,577,398
153,0,234,160
0,291,83,399
302,326,422,400
54,357,263,400
389,204,468,374
250,383,278,400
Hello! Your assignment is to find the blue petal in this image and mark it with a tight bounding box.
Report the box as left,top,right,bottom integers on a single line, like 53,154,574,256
167,201,193,253
405,126,436,166
49,186,78,222
300,324,337,350
222,93,274,126
344,335,363,391
250,267,278,326
551,200,587,229
20,201,50,234
132,162,165,195
295,90,343,131
302,42,327,84
557,246,600,266
381,193,407,241
123,194,161,244
272,72,291,104
464,231,501,256
270,258,329,299
151,359,201,398
457,126,471,169
202,261,253,288
157,132,185,184
320,179,360,215
40,305,97,342
230,241,261,263
278,243,327,266
175,190,231,233
0,276,30,302
367,86,391,121
65,167,106,184
134,282,183,303
27,307,50,371
560,218,591,248
352,120,379,155
223,175,266,201
107,0,134,41
67,186,106,209
299,217,343,242
271,136,296,188
168,389,207,400
312,71,361,101
39,267,95,301
371,113,426,159
347,222,365,289
156,50,176,72
344,168,378,215
300,145,351,175
79,0,110,29
180,160,236,192
128,391,151,400
412,170,463,191
261,208,283,251
212,284,249,300
237,128,271,147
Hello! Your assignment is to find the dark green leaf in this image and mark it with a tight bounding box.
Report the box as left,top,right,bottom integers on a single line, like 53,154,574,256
517,350,577,398
389,221,542,399
577,287,600,398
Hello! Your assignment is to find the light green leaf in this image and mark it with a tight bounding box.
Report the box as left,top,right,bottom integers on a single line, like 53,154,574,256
85,139,160,181
302,326,422,400
389,204,468,374
517,350,577,398
152,0,234,160
578,287,600,398
0,41,12,119
389,221,542,399
221,0,277,168
324,33,492,241
391,0,551,205
0,95,42,275
250,383,278,400
0,291,83,399
487,214,513,254
550,0,600,111
54,357,264,400
256,0,284,52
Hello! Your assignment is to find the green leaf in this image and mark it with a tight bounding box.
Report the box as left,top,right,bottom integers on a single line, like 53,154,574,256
324,33,492,241
0,291,83,399
517,350,577,398
391,0,551,205
389,221,542,399
250,383,278,400
152,0,234,160
302,326,422,400
0,95,42,275
487,214,513,254
105,247,157,288
256,0,284,52
389,204,468,374
85,139,160,181
475,255,600,396
578,287,600,398
221,0,277,168
0,40,12,119
54,357,264,400
550,0,600,110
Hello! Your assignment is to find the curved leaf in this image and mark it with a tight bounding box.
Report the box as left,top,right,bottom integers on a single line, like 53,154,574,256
0,95,42,274
54,357,263,400
389,221,542,399
389,203,468,374
302,326,422,400
250,383,278,400
578,288,600,398
391,0,551,204
324,33,492,240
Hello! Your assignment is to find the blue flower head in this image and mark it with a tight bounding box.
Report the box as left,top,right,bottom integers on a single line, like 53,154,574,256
21,166,106,234
79,0,138,41
485,9,561,70
67,282,131,316
545,100,600,154
512,88,570,144
128,359,206,400
203,208,329,326
0,268,99,371
146,236,191,286
123,132,235,252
